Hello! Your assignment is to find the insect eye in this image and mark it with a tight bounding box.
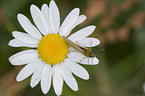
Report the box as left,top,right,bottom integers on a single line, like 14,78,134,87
88,53,93,57
89,55,92,57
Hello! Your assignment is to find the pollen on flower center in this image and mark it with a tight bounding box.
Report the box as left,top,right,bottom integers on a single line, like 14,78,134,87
37,34,69,65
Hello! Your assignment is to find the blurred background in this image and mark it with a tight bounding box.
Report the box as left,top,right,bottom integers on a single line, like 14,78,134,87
0,0,145,96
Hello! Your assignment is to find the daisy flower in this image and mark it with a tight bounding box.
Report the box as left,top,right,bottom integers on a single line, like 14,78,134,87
8,0,100,95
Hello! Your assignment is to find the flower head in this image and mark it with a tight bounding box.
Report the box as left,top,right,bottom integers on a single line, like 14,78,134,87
8,0,100,95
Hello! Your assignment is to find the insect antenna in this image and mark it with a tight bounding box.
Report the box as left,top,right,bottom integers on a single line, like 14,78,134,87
100,48,105,51
90,40,94,67
76,40,80,45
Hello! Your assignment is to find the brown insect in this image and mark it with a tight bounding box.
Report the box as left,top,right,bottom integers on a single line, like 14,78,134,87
62,36,96,64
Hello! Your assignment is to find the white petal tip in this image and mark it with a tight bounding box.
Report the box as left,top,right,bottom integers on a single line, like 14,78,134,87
31,86,35,88
95,59,99,65
84,76,89,80
50,0,55,4
30,82,36,88
41,4,48,8
91,57,99,65
8,39,17,47
42,90,48,94
91,25,96,30
92,62,99,65
51,0,55,2
41,4,48,9
56,91,62,96
16,75,23,82
42,4,47,6
8,57,12,62
43,92,47,94
97,41,101,45
31,4,35,7
8,41,12,47
16,77,21,82
8,56,15,65
74,8,80,12
85,78,89,80
30,4,36,10
82,15,87,19
74,88,79,91
30,85,35,88
80,15,87,21
17,14,22,18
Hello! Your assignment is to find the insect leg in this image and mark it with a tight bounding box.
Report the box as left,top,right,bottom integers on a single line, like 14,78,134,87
91,58,94,68
76,40,81,45
88,57,89,65
70,50,78,52
89,40,93,50
79,56,86,63
80,57,91,65
90,41,94,66
91,58,93,65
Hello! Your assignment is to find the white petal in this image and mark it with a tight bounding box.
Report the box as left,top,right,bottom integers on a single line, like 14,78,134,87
68,51,99,65
65,58,89,80
9,49,39,65
30,5,49,35
8,39,38,48
30,62,45,88
65,15,87,37
41,4,52,34
60,60,78,91
12,31,39,45
67,51,85,63
77,37,100,47
74,15,87,28
41,64,52,94
69,47,76,51
80,57,99,65
68,26,96,42
17,14,42,40
59,8,80,36
53,64,63,96
16,58,42,82
49,0,60,33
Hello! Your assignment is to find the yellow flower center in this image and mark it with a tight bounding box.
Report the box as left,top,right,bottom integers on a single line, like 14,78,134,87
37,34,69,65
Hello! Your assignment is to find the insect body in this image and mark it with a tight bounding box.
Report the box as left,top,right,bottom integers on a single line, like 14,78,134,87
62,36,96,58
